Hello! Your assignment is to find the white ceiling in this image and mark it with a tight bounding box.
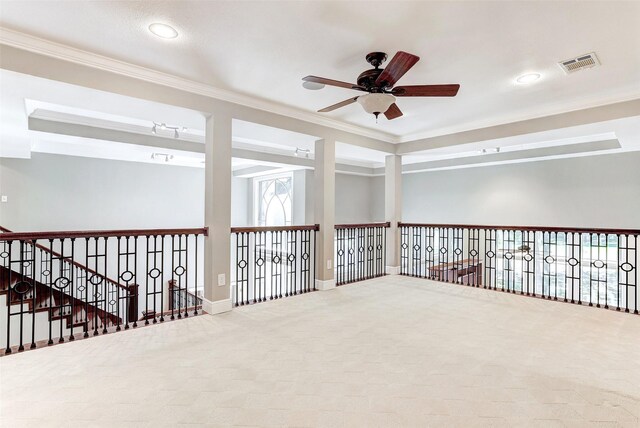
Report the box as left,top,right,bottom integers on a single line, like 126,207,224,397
1,1,639,139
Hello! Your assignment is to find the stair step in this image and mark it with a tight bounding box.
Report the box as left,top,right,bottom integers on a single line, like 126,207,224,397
1,264,124,330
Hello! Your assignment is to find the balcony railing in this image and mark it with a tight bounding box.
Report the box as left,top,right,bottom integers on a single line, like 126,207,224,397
1,227,207,354
335,222,390,285
399,223,639,314
230,225,319,306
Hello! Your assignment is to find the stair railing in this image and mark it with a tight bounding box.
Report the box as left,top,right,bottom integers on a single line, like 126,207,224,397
1,227,207,355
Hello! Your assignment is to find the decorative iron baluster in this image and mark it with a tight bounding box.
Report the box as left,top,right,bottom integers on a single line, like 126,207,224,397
590,233,607,308
500,230,514,293
618,234,637,313
425,227,434,280
412,226,421,278
467,228,481,287
484,229,497,290
301,230,311,293
522,230,536,296
399,226,408,275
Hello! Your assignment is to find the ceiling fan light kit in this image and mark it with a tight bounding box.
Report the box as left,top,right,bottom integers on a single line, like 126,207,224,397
303,51,460,121
357,93,396,116
302,81,325,90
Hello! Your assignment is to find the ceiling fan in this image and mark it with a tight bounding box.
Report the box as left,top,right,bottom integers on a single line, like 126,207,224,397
303,51,460,120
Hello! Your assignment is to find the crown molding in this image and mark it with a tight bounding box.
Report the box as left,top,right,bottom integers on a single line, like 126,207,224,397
0,27,398,144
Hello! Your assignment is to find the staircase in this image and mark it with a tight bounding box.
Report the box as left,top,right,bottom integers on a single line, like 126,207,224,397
1,225,208,355
0,265,121,341
0,226,128,353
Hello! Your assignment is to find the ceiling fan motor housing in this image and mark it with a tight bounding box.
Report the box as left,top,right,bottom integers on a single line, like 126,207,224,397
357,69,384,91
358,52,388,91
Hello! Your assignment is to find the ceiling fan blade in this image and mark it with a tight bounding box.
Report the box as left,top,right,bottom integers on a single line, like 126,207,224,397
392,84,460,97
318,97,359,113
375,51,420,88
384,103,403,120
303,75,365,91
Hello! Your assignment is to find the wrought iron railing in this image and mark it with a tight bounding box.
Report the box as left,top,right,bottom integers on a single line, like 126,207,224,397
231,225,318,306
335,222,389,285
169,279,202,311
399,223,639,314
0,227,207,355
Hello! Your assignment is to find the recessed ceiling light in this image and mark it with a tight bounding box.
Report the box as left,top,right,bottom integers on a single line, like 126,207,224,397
148,23,178,39
516,73,541,84
302,81,325,90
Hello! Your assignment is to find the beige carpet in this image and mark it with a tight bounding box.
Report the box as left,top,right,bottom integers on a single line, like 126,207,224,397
1,275,639,427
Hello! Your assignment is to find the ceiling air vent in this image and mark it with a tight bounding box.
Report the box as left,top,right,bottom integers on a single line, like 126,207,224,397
558,52,600,74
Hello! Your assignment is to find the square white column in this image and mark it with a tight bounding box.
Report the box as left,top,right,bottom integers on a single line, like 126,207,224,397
314,138,336,290
203,113,233,314
385,154,402,274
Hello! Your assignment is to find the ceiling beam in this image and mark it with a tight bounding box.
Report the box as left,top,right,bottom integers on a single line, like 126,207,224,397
400,139,621,173
0,39,396,154
233,165,282,178
29,114,380,175
28,116,204,153
396,99,640,155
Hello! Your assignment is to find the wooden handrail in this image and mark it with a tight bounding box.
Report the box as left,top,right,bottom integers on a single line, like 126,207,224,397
231,224,320,233
335,222,390,230
0,227,208,241
398,222,640,235
1,226,207,292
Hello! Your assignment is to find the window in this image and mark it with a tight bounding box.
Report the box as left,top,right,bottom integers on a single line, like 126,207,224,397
255,174,293,226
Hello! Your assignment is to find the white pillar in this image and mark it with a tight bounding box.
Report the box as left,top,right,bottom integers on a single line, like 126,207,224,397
314,138,336,290
385,154,402,274
203,113,233,314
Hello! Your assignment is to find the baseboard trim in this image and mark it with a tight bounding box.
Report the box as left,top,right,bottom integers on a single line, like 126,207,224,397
202,297,232,315
386,266,401,275
315,278,336,291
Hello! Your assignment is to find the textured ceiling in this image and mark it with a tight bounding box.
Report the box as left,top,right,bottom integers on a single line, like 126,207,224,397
1,1,639,139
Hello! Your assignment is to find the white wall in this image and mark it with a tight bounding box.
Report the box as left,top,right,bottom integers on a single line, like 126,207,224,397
370,175,385,222
0,153,252,231
0,154,386,231
231,176,251,227
402,152,640,229
334,173,383,224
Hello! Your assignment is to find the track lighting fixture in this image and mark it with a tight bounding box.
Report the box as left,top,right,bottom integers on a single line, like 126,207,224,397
479,147,501,154
294,148,311,158
151,122,184,139
151,153,173,162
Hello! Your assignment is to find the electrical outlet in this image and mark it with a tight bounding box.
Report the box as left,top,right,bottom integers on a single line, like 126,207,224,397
1,196,7,203
218,273,225,286
326,259,332,270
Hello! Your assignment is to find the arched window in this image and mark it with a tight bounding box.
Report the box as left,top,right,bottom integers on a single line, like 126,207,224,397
256,175,293,226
